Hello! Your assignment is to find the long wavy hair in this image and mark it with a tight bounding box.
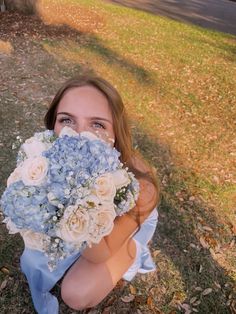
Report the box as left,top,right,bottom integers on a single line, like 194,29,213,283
44,75,159,222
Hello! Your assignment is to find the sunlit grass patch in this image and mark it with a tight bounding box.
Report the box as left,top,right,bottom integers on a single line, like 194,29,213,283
0,40,14,55
37,0,104,33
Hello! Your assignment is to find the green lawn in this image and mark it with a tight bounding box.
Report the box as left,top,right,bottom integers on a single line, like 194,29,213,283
0,0,235,313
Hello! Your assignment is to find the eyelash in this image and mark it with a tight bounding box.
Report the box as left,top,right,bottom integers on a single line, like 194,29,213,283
59,118,74,125
92,122,105,129
58,118,105,129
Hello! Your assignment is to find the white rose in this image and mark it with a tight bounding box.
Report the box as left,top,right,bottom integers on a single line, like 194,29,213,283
7,167,22,187
112,169,131,189
95,173,116,202
59,126,78,137
3,217,21,234
83,194,100,207
88,204,116,243
21,156,48,186
22,137,48,158
20,230,48,251
80,131,99,141
57,205,90,243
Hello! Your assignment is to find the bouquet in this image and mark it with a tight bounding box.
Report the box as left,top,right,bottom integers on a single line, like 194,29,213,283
0,127,139,271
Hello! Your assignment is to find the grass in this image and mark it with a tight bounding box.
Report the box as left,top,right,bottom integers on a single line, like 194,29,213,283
0,0,235,313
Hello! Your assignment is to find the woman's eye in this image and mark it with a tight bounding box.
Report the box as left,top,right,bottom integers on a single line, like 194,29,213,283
59,118,73,125
92,122,105,129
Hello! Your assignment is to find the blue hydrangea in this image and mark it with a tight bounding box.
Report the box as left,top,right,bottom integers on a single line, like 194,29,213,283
1,181,56,232
0,130,140,271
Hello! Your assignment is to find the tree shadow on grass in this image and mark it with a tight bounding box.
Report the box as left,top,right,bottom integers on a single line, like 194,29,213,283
132,128,235,313
0,11,154,86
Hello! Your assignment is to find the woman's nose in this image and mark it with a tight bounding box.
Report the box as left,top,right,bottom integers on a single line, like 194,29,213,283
74,122,87,134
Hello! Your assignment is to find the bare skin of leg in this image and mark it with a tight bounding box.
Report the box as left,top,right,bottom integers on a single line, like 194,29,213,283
61,238,136,311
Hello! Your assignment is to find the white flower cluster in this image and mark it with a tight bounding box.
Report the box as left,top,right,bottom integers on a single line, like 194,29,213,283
1,127,139,271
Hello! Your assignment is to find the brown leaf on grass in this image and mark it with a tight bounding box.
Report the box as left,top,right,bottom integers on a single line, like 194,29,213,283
147,296,155,309
209,248,217,260
0,267,10,275
134,295,146,305
229,239,235,248
129,284,136,295
202,288,213,296
116,279,126,289
0,279,8,291
101,307,112,314
190,296,198,304
106,295,116,306
226,221,236,235
121,294,135,303
199,265,203,273
231,224,236,235
180,303,191,313
202,226,213,232
193,300,201,306
87,310,99,314
199,236,209,249
229,299,236,313
153,249,161,257
214,281,221,289
205,235,218,248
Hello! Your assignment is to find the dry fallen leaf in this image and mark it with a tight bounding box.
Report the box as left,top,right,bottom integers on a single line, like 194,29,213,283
129,284,136,295
106,295,116,306
147,296,155,309
209,248,217,260
214,282,221,289
229,239,235,248
121,294,135,303
190,296,198,304
199,236,209,249
202,288,213,296
101,306,112,314
202,226,213,232
0,267,10,275
180,303,191,314
193,300,201,306
0,279,8,291
153,249,161,257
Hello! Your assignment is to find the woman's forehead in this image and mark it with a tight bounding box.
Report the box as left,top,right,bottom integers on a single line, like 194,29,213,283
58,86,113,120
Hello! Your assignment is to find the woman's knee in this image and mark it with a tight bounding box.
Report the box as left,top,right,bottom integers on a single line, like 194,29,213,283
61,277,98,310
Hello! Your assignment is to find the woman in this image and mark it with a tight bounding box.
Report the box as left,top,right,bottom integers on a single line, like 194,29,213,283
20,75,159,313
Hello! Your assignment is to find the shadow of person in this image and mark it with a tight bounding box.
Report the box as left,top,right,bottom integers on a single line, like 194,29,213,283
132,128,235,313
0,8,154,86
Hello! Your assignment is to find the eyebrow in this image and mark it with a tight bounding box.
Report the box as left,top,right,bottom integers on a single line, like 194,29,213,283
57,112,113,124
